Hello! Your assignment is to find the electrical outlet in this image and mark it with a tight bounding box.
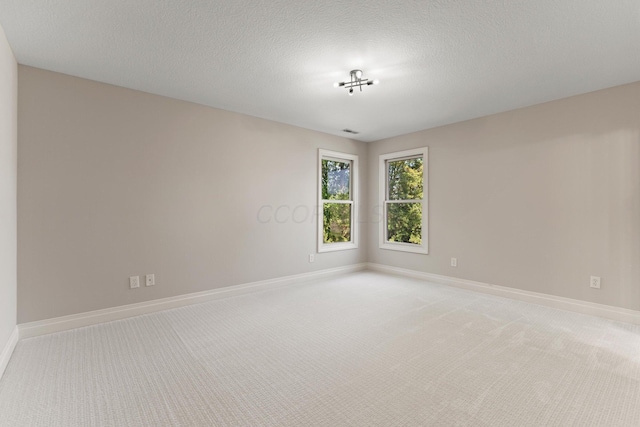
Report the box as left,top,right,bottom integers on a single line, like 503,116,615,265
145,274,155,287
129,276,140,289
451,257,457,267
309,254,315,263
590,276,601,289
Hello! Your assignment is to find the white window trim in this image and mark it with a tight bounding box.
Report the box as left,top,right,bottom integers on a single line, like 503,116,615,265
318,149,359,253
378,147,428,254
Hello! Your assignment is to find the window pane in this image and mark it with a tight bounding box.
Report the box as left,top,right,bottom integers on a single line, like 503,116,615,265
322,159,351,200
386,202,422,244
387,157,423,200
323,203,351,243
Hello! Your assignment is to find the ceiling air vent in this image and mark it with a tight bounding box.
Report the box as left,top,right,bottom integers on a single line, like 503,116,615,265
342,129,359,135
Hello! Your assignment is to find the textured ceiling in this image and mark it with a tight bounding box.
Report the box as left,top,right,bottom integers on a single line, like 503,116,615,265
1,1,639,142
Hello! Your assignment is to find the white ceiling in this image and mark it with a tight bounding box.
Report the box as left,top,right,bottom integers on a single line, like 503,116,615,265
1,1,639,142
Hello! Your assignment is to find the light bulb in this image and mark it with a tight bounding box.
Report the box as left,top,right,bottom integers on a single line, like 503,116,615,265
354,70,363,79
333,82,339,88
373,79,380,85
348,88,354,96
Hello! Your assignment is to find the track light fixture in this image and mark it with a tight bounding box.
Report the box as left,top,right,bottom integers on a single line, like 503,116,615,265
333,70,379,96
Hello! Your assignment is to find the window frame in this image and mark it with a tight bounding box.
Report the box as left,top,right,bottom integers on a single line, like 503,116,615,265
378,147,428,254
318,149,359,253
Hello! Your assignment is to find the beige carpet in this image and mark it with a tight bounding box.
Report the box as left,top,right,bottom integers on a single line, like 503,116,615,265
1,271,639,426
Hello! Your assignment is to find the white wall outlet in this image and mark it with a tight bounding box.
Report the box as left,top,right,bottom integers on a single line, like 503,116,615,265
145,274,155,287
309,254,315,263
451,257,457,267
590,276,601,289
129,276,140,289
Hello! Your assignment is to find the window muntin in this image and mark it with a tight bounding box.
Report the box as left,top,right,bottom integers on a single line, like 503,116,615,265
318,150,358,252
379,148,428,254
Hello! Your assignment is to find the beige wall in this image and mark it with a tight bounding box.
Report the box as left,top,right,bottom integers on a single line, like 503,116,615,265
17,64,640,322
18,66,367,323
368,82,640,310
0,26,17,348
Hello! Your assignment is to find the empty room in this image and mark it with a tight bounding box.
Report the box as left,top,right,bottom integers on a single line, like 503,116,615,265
1,1,639,426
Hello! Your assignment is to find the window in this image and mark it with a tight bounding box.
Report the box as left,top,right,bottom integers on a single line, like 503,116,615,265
379,147,428,254
318,149,358,252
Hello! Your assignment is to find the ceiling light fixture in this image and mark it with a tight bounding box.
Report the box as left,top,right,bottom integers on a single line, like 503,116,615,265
334,70,379,96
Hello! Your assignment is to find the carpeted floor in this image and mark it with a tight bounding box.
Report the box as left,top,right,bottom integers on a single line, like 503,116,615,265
1,271,639,426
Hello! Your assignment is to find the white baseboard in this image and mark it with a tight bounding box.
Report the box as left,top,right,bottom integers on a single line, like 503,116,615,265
19,261,637,341
0,326,19,380
367,263,640,325
19,263,367,339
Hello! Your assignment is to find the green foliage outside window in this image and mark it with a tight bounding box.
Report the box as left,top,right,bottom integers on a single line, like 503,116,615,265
321,159,352,243
386,157,423,244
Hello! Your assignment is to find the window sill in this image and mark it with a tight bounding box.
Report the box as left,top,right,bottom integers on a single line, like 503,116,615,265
379,242,428,254
318,242,358,253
